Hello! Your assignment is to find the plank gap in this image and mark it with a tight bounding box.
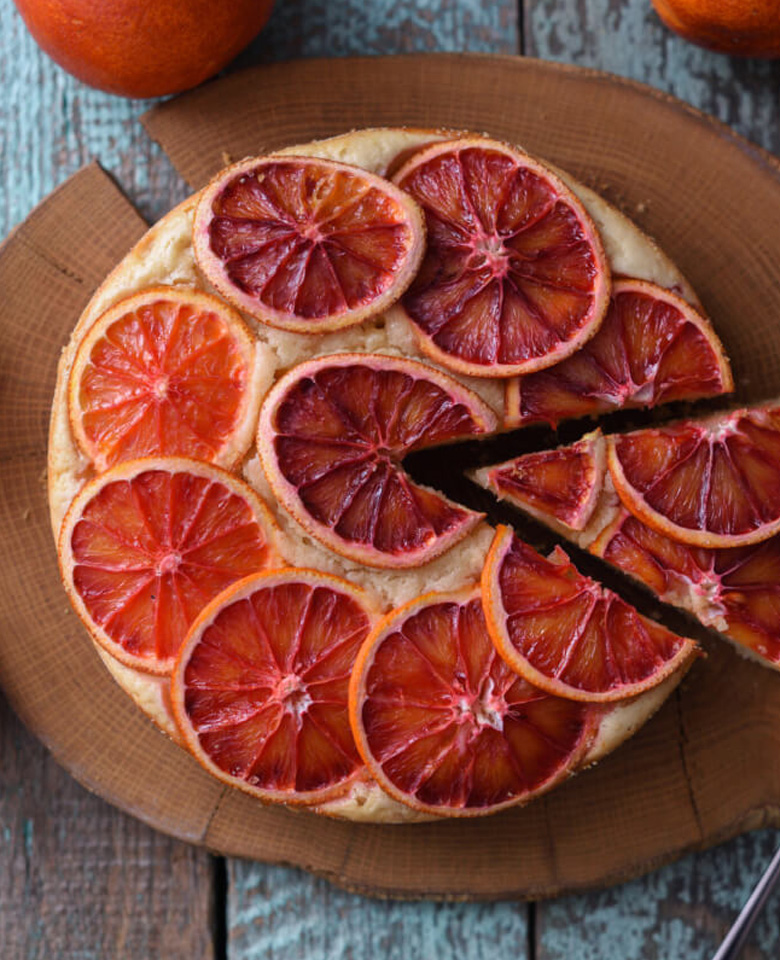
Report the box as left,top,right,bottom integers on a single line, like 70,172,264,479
213,856,228,960
528,900,537,960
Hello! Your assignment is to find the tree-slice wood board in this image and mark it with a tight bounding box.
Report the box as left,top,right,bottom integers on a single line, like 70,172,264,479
2,55,780,902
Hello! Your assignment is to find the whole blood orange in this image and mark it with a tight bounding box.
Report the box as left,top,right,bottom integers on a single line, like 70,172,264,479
13,0,274,97
173,569,377,805
652,0,780,58
349,586,598,816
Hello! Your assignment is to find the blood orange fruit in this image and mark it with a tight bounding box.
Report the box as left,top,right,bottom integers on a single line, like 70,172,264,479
58,458,278,675
609,404,780,547
69,286,260,471
257,353,498,568
592,510,780,670
473,433,605,534
504,278,732,428
482,526,697,702
391,138,611,377
349,586,598,817
172,569,376,805
193,156,425,333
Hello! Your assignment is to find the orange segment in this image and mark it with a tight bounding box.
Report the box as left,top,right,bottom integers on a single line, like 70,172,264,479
257,353,497,568
592,509,780,670
482,526,697,702
474,433,605,533
504,278,732,427
172,569,376,805
59,458,279,675
69,287,260,472
193,155,426,333
608,404,780,547
349,586,598,816
392,138,610,377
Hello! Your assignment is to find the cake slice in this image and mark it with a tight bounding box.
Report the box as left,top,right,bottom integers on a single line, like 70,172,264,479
474,410,780,671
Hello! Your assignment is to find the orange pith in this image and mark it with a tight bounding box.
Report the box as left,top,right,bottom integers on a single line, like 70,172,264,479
58,458,278,675
392,137,611,377
482,526,697,702
257,353,497,568
193,155,426,333
349,587,597,816
504,278,732,427
172,569,376,804
69,286,259,471
477,433,604,533
591,509,780,669
608,404,780,548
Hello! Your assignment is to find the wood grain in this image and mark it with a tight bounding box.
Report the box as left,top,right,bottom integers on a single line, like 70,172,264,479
225,2,520,950
0,5,212,958
535,831,780,960
524,0,780,154
228,863,528,959
0,693,216,959
523,2,780,956
3,0,780,955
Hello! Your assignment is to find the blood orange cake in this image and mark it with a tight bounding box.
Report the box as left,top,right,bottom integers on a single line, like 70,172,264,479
48,127,728,823
475,407,780,672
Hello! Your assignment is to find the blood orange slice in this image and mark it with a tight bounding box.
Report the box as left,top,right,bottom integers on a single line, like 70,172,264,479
349,586,598,816
504,278,732,428
608,404,780,547
193,155,425,333
473,433,605,534
482,526,697,702
257,353,497,568
59,458,279,675
69,286,260,471
172,569,376,805
392,138,611,377
591,509,780,670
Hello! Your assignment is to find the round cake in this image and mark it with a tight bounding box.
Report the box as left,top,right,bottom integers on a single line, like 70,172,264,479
49,128,725,822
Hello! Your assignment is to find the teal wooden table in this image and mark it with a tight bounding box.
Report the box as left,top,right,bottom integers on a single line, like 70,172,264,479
2,1,780,957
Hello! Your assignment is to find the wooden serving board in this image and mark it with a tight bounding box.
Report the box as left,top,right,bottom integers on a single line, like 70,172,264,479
2,55,780,902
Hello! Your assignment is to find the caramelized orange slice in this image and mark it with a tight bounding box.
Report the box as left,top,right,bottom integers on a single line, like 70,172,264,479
172,569,377,805
592,510,780,670
59,458,278,674
193,155,425,333
69,286,260,471
258,353,497,568
393,138,610,377
609,404,780,547
474,433,605,533
482,526,697,702
349,586,597,816
505,278,732,427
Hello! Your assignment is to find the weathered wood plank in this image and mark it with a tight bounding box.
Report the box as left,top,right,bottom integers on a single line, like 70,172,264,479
0,0,188,236
535,830,780,960
524,0,780,154
228,862,528,959
235,0,519,64
524,2,780,957
0,692,216,959
225,5,522,957
0,4,215,958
